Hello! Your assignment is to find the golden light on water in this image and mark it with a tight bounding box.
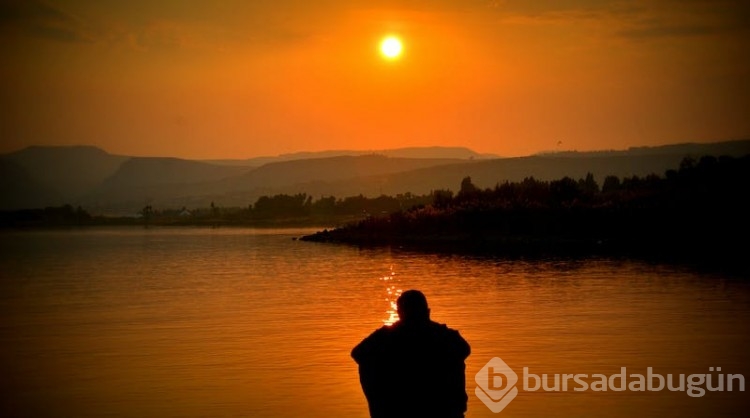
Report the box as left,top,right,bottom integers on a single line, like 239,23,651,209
3,229,750,417
381,268,402,326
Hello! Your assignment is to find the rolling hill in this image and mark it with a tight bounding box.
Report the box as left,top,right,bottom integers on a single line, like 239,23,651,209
2,140,748,213
1,146,128,204
0,158,62,210
204,146,496,166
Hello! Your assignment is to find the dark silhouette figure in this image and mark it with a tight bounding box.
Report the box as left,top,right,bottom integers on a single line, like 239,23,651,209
352,290,471,418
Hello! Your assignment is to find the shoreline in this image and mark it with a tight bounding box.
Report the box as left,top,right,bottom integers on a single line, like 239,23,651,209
300,231,748,276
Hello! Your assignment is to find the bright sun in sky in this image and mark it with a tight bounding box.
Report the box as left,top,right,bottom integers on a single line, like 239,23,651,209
1,2,748,160
379,36,403,60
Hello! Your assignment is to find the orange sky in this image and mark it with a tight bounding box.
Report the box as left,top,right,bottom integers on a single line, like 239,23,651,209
1,0,749,159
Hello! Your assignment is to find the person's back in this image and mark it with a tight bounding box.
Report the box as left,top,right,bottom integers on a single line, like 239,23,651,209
352,290,471,418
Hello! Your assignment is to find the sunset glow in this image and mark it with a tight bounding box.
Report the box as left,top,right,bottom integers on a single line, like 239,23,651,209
0,1,748,159
1,4,748,418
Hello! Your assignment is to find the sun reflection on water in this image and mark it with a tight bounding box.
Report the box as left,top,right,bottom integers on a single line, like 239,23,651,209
381,266,402,326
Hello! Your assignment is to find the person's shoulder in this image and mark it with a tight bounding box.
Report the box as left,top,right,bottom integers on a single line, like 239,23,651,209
364,325,395,342
373,324,393,335
430,320,460,334
432,321,469,343
352,325,395,362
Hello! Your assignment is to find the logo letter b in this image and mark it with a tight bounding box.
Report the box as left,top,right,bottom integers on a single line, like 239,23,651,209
475,357,519,413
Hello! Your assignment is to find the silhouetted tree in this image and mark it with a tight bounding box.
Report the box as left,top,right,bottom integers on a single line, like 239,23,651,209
518,177,549,205
602,175,621,194
431,189,454,209
252,193,310,219
75,205,91,223
578,172,599,195
140,205,153,228
459,176,478,196
311,196,337,216
679,156,697,172
549,177,580,205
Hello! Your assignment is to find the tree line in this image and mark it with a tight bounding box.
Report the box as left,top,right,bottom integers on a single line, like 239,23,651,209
303,155,750,267
0,204,92,227
3,154,747,242
0,193,433,227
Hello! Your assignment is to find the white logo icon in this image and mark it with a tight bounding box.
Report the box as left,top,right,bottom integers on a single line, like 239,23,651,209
475,357,519,413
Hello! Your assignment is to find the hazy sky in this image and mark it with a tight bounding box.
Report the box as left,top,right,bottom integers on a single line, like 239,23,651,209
1,0,749,159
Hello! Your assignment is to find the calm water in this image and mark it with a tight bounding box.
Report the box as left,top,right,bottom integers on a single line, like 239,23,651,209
1,228,749,417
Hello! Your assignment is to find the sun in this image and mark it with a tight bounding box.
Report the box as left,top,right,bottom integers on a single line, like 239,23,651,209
380,36,403,60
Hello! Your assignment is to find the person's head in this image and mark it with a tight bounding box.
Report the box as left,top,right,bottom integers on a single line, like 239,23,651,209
397,290,430,323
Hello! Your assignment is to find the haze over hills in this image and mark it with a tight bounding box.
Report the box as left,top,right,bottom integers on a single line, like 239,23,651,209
536,140,750,158
1,140,748,213
4,146,129,197
0,158,61,210
0,146,128,210
204,146,498,167
86,155,466,213
0,145,481,212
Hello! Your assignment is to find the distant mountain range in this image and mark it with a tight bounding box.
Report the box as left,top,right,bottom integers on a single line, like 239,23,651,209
204,146,498,166
1,141,749,214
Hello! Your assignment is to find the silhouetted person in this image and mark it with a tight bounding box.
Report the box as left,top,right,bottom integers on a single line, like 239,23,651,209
352,290,471,418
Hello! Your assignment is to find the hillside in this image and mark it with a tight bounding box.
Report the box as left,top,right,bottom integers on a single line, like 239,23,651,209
97,157,249,189
121,140,750,213
340,153,697,196
221,154,464,191
2,146,128,204
0,159,62,210
2,140,748,213
540,140,750,158
302,155,750,269
81,155,467,212
205,146,495,166
82,157,250,212
273,141,750,200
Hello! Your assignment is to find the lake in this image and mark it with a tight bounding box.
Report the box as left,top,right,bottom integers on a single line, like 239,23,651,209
1,227,748,417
